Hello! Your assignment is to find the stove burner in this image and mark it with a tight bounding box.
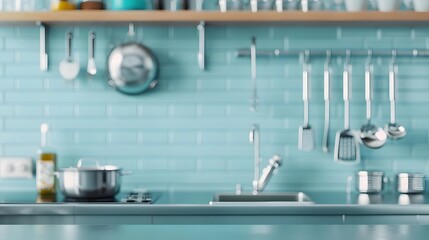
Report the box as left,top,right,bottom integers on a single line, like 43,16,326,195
121,192,152,203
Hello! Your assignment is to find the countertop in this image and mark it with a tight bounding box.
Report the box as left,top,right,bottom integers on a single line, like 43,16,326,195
0,190,429,216
2,225,429,240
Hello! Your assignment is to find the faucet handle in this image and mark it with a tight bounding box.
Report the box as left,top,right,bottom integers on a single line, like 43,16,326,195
268,154,282,168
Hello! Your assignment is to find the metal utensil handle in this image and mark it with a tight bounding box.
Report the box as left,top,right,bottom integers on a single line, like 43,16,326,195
65,31,73,60
365,66,372,121
250,37,258,111
303,50,310,127
365,50,373,121
324,50,331,102
89,31,95,59
389,63,397,124
198,21,205,71
343,50,351,129
39,23,48,71
77,158,102,169
323,50,331,153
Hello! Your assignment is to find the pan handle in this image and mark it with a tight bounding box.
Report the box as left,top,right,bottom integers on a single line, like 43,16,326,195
77,158,102,169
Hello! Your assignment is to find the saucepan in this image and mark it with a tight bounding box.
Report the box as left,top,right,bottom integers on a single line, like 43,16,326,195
55,158,131,199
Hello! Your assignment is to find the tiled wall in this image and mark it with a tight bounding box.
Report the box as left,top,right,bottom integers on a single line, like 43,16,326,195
0,25,428,192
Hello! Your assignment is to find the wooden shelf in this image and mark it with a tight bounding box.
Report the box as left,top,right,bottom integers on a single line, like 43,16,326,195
1,11,429,25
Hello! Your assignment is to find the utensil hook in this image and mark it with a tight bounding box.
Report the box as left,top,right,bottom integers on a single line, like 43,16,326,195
127,23,136,38
65,31,73,60
324,49,331,70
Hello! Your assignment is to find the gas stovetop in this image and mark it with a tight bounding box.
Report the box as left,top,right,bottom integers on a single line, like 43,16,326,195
0,191,158,204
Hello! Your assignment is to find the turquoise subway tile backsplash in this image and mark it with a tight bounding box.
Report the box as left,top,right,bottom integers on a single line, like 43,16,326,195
0,25,429,192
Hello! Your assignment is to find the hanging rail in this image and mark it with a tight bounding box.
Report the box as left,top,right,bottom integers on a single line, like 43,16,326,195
235,48,429,58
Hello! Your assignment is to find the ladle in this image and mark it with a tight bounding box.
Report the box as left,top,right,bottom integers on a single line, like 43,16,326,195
384,50,406,140
360,50,387,148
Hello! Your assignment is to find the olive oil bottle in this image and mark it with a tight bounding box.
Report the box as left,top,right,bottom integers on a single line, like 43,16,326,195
36,123,57,196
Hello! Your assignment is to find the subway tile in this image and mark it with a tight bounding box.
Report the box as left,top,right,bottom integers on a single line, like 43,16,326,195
341,28,378,38
107,104,138,117
107,131,138,144
169,131,197,144
74,104,106,117
46,104,74,117
76,131,106,144
0,51,15,63
14,78,44,90
274,27,338,40
0,78,14,90
14,104,44,117
168,158,197,170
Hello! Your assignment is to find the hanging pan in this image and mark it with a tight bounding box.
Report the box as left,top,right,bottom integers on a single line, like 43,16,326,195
107,23,159,95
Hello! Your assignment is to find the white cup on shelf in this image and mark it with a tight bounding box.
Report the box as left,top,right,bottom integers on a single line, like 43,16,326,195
413,0,429,11
376,0,401,11
345,0,368,11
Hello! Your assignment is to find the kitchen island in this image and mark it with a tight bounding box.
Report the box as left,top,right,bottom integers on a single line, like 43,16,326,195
1,224,429,240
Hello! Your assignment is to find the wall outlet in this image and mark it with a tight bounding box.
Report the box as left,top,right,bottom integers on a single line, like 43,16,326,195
0,157,33,179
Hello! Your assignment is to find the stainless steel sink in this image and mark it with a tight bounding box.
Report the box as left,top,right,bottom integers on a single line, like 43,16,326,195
210,192,314,205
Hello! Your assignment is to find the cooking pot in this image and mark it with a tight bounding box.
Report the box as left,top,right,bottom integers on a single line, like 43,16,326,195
55,159,130,199
107,24,159,95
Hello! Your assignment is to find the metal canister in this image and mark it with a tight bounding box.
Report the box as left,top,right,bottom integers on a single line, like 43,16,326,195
396,173,425,194
356,171,385,193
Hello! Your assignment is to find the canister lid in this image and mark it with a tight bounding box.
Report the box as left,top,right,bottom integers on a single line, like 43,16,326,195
357,171,384,176
397,173,425,178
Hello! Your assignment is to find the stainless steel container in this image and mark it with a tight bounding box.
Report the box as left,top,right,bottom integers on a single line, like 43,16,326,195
396,173,425,194
356,171,385,193
55,159,129,199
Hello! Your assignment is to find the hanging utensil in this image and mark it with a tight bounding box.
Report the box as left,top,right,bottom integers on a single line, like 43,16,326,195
87,31,97,77
59,31,80,81
39,23,48,72
360,50,387,148
323,50,331,153
334,50,360,163
298,50,314,151
384,50,406,140
107,23,159,95
249,37,259,112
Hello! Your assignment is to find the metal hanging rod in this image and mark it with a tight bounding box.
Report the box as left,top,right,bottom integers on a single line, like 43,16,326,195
235,49,429,58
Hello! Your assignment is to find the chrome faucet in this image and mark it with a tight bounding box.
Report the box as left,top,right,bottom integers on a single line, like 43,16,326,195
249,124,282,194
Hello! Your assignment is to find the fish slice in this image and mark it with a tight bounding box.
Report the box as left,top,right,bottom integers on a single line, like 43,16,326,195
334,50,360,163
298,50,314,151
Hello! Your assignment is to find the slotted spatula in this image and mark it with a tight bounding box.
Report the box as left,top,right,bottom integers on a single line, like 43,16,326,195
298,50,314,151
334,50,360,163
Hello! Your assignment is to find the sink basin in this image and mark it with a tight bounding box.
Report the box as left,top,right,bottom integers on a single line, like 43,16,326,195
210,192,314,206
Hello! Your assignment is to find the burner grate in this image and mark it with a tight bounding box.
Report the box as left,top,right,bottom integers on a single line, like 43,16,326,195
121,192,152,204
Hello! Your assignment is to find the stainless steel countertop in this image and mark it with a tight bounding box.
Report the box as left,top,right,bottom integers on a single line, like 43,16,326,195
0,191,429,216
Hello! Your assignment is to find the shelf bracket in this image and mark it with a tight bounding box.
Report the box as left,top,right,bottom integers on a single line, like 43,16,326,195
197,21,205,71
37,22,48,72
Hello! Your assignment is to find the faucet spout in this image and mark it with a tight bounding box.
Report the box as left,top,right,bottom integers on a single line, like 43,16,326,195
249,124,260,194
250,124,282,194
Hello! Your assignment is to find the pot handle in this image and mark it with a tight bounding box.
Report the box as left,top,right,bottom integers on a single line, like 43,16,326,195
77,158,102,169
121,171,133,176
